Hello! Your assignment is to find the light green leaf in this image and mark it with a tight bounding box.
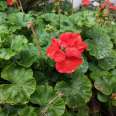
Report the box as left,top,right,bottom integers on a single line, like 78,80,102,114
11,35,28,52
7,12,33,27
0,64,36,104
0,48,15,60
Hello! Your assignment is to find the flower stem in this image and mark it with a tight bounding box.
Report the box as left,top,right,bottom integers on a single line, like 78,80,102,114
29,22,41,56
41,92,64,115
17,0,24,12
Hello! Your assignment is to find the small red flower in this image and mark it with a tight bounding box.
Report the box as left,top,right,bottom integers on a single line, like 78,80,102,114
109,4,116,10
82,0,91,7
99,0,116,11
7,0,15,6
46,33,88,74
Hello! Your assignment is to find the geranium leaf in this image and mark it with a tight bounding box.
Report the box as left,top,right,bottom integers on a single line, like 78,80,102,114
0,64,36,104
86,26,113,59
55,76,92,107
94,76,112,96
0,48,15,60
11,35,28,53
31,84,65,116
18,106,38,116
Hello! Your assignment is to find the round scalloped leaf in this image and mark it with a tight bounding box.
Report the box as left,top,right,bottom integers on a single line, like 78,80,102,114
0,64,36,104
71,76,92,103
31,84,55,105
98,56,116,71
94,77,112,96
31,84,65,116
55,76,92,107
86,26,113,59
16,44,38,68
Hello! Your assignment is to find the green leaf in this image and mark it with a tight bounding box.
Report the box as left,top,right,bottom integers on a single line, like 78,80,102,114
16,44,38,68
97,92,109,103
0,64,36,104
7,12,33,28
71,76,92,103
11,35,28,52
79,57,88,73
90,70,109,81
18,106,38,116
31,84,55,105
0,1,7,11
77,106,89,116
70,10,96,28
0,48,15,60
86,26,113,59
31,84,65,116
55,76,92,107
0,13,6,25
0,25,9,36
94,76,112,96
98,51,116,71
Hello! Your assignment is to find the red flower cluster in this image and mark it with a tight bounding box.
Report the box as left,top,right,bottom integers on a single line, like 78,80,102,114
100,0,116,11
82,0,91,7
46,33,88,74
7,0,15,6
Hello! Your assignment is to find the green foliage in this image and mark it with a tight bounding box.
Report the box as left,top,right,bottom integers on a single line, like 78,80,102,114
0,0,116,115
0,64,36,104
55,76,92,107
31,84,65,116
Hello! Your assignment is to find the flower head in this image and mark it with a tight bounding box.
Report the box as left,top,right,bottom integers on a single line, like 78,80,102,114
46,33,88,74
82,0,91,7
99,0,116,11
7,0,15,6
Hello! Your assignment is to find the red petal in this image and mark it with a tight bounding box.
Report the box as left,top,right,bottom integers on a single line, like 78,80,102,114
59,33,82,48
76,41,88,52
53,50,65,62
46,38,59,59
56,57,83,74
7,0,14,6
65,47,82,58
109,5,116,10
82,0,91,6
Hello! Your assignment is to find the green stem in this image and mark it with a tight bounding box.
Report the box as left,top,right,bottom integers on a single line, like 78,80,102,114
41,92,63,116
30,24,41,56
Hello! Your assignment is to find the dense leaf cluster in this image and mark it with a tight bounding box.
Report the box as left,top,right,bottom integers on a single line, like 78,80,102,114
0,0,116,116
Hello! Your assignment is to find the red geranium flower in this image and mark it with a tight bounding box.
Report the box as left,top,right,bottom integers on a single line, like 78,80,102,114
99,0,116,11
109,4,116,10
46,33,88,74
7,0,15,6
82,0,91,7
